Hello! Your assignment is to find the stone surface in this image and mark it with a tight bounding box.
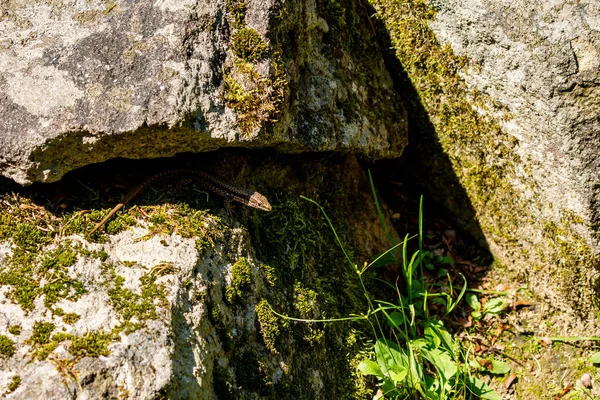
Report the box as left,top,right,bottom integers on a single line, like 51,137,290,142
429,0,600,232
370,0,600,325
0,154,392,399
0,0,406,185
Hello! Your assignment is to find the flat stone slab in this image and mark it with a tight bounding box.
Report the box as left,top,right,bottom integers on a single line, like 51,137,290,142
0,0,407,184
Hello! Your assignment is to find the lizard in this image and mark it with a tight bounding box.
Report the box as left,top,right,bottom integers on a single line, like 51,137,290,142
88,168,272,236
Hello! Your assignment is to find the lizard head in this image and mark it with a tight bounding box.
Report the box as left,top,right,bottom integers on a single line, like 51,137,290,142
248,192,272,211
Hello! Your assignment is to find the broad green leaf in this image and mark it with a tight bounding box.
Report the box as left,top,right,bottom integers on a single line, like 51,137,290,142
357,359,383,378
386,311,406,329
466,293,481,311
483,298,508,314
423,320,454,354
469,358,482,370
471,310,482,320
435,268,448,278
411,338,429,349
381,379,396,397
467,376,503,400
411,279,425,294
422,348,457,381
477,358,510,375
424,325,441,349
431,297,446,306
590,352,600,364
488,359,511,375
375,339,408,371
388,366,408,384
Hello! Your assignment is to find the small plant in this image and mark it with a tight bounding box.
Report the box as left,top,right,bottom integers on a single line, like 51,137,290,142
465,294,508,321
269,171,508,399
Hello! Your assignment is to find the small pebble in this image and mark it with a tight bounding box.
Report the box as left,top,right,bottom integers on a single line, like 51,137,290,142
581,372,591,388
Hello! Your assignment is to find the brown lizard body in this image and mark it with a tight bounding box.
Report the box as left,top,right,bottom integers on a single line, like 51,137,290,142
88,169,271,236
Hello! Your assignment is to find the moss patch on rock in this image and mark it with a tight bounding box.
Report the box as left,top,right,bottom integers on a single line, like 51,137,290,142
230,28,269,63
6,375,21,394
223,5,287,138
0,335,16,358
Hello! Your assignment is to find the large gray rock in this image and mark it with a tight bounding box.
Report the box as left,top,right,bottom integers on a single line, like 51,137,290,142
427,0,600,314
0,0,406,185
0,155,392,399
370,0,600,323
429,0,600,234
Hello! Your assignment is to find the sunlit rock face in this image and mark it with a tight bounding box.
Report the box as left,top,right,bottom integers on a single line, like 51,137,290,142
0,0,406,185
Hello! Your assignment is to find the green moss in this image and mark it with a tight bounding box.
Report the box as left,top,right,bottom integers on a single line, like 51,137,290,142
106,266,168,327
317,0,360,47
8,325,21,336
68,331,112,357
226,0,247,29
39,245,87,309
6,375,21,394
213,365,234,399
106,212,137,235
27,321,113,360
0,249,39,311
61,312,81,324
0,208,89,312
231,28,269,63
293,283,325,345
61,210,96,236
12,223,51,253
29,321,56,345
0,335,15,358
235,350,270,394
226,258,253,303
260,263,277,287
223,58,286,136
293,282,318,319
255,299,281,353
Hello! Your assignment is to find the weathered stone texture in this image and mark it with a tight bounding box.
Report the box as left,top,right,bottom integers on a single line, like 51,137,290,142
370,0,600,322
0,155,390,398
0,0,406,184
430,0,600,231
